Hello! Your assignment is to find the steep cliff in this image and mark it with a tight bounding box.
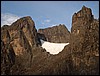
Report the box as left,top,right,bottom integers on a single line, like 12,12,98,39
1,16,43,75
1,16,39,55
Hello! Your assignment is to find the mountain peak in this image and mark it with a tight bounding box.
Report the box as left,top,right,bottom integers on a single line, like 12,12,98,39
72,5,93,24
38,24,70,43
9,16,35,31
1,16,38,55
81,5,92,15
82,5,88,10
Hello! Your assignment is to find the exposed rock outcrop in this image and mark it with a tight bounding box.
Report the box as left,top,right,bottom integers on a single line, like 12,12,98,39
1,16,38,55
37,33,47,45
38,24,70,43
70,5,99,75
1,16,42,75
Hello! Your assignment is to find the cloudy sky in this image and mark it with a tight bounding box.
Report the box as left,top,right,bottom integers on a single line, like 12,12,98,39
1,1,99,31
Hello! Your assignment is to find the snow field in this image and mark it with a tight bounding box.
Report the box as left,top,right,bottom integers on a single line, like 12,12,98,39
40,39,69,55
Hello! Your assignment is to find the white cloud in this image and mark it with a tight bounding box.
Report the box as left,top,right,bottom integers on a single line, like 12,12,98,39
51,24,60,27
52,24,57,26
1,13,20,27
45,19,50,23
41,19,51,26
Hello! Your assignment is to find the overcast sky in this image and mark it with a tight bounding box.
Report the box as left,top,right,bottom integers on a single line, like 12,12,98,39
1,1,99,31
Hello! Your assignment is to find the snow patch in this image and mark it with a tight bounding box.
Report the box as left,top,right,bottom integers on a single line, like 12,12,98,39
40,39,69,55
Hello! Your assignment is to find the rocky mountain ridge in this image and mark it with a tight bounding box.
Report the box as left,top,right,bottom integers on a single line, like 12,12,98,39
1,6,99,75
38,24,70,43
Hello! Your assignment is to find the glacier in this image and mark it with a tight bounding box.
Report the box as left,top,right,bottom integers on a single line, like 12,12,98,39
40,39,69,55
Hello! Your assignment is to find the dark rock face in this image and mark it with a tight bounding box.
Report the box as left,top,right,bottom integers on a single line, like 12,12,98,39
1,40,15,75
38,24,70,43
37,33,47,45
70,6,99,75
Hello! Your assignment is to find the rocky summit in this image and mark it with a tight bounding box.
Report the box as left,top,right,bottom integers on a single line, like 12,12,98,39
70,6,99,74
1,16,39,55
1,6,99,75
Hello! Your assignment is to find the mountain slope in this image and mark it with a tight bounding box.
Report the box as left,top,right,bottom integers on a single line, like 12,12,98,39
70,5,99,75
38,24,70,43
